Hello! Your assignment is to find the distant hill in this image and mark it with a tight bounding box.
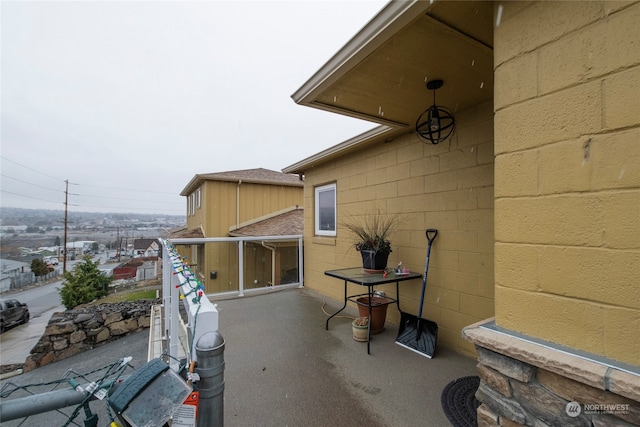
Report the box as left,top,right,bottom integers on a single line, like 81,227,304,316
0,207,185,228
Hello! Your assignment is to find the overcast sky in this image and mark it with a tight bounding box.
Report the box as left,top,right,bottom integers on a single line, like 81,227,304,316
1,0,387,216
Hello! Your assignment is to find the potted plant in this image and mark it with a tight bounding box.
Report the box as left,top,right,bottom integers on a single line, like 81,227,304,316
343,209,399,334
343,209,399,273
352,316,369,342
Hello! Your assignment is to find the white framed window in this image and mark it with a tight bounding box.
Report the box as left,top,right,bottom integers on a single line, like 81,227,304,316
196,188,201,209
315,183,336,236
189,194,195,216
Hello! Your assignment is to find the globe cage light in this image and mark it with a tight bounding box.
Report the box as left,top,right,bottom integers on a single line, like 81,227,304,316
415,79,455,145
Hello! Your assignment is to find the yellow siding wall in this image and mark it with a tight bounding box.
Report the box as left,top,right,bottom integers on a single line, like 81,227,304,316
184,180,303,293
494,1,640,365
303,101,494,357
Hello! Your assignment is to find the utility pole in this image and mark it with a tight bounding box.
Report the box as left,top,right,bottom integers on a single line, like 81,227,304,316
63,179,69,274
117,226,121,262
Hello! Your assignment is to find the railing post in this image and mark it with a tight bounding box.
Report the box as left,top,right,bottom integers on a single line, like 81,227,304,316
195,331,225,427
298,236,304,287
238,241,244,297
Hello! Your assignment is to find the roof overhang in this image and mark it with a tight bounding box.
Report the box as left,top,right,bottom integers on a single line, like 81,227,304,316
285,0,494,174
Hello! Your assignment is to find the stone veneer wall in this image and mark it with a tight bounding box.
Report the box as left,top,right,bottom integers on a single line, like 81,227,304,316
24,300,160,372
464,320,640,427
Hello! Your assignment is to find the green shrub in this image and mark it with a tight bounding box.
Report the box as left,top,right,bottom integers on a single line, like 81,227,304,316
31,259,51,277
58,256,112,310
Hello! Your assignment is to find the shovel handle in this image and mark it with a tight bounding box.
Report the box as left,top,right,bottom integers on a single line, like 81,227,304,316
426,229,438,245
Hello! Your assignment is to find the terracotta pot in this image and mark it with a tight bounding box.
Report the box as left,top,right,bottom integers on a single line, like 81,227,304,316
356,296,391,334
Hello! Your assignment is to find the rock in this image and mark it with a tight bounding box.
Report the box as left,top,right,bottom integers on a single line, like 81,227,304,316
138,315,150,328
477,362,512,397
52,338,69,351
74,313,94,323
109,318,139,336
70,330,87,344
476,383,528,425
477,346,536,383
44,321,77,336
104,311,123,325
95,328,111,343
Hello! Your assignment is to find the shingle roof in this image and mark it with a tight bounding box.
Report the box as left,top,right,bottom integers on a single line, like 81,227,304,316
181,168,302,196
168,226,205,239
229,208,303,237
133,239,157,250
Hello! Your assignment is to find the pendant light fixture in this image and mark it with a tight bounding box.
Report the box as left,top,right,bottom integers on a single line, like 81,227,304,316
415,79,455,144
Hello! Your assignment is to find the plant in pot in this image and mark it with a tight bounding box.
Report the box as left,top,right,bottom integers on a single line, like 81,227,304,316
352,316,369,342
343,208,398,273
344,209,399,334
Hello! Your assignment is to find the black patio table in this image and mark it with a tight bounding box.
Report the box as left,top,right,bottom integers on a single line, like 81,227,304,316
324,267,422,354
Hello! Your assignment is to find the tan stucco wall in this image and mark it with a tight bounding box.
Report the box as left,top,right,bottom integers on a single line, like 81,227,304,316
494,1,640,365
303,101,494,357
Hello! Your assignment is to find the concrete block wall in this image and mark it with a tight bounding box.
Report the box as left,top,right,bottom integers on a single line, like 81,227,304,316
303,101,494,357
494,0,639,367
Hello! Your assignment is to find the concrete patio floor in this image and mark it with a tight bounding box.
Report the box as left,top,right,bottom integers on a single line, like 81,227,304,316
1,287,478,426
217,287,478,426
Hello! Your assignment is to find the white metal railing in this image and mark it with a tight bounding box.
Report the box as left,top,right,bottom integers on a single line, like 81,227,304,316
159,235,303,365
169,235,304,297
161,239,219,367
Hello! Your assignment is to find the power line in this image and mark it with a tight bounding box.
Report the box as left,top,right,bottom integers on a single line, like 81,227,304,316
1,173,65,193
0,189,64,205
1,156,180,196
0,156,65,182
1,156,184,213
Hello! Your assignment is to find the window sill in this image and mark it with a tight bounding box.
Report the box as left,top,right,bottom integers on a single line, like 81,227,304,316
312,236,336,246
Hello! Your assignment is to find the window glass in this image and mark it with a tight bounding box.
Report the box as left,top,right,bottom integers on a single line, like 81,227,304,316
315,183,336,236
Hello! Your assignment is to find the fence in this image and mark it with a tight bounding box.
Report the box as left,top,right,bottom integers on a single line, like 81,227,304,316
0,270,60,293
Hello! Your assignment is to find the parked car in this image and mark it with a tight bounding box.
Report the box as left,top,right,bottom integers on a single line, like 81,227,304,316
0,298,30,332
44,256,59,266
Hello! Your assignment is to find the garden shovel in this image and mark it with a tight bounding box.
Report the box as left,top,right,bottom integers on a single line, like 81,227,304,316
396,229,438,358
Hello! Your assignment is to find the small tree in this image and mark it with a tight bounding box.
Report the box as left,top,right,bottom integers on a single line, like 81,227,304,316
31,259,51,277
58,256,112,310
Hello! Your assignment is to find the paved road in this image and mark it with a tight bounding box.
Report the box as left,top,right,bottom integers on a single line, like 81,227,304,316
0,254,119,366
0,280,65,366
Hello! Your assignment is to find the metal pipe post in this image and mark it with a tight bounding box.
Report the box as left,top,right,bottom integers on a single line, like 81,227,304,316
195,331,225,427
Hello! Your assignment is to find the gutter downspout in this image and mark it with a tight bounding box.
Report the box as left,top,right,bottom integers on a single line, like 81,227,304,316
236,180,242,229
261,241,276,286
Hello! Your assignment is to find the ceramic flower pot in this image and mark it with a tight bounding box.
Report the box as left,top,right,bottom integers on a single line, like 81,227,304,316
360,250,389,273
352,317,369,342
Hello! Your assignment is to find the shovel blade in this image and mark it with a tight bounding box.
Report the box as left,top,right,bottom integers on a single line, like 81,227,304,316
395,312,438,358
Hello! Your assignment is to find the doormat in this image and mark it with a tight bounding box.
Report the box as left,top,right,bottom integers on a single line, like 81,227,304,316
441,376,481,427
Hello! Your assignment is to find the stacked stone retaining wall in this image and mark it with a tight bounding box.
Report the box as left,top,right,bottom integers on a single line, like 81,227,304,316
464,322,640,427
24,299,160,372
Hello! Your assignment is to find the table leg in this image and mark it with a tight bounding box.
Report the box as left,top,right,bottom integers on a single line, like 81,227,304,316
326,280,349,330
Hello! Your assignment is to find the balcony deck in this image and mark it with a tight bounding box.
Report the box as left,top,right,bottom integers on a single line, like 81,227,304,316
193,287,478,426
